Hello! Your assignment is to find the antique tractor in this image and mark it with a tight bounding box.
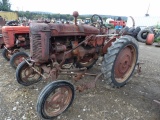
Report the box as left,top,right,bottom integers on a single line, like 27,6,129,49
2,25,30,69
16,12,139,119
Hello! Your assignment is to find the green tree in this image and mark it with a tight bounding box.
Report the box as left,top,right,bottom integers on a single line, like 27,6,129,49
0,0,11,11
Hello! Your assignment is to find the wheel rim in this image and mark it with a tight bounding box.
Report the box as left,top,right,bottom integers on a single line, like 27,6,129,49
20,63,42,83
114,45,137,83
44,86,72,117
13,56,27,67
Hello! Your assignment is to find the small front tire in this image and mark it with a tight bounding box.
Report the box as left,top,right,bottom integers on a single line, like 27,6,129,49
16,60,43,86
37,80,75,119
10,51,29,69
2,48,11,61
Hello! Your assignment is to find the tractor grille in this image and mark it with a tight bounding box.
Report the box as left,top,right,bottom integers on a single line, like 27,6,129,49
30,34,42,61
2,32,10,45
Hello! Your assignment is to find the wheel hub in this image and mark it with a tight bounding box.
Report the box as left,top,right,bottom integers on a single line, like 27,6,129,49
44,87,72,116
115,47,133,78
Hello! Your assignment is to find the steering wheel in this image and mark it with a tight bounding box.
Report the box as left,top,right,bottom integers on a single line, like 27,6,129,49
91,14,107,34
91,14,103,28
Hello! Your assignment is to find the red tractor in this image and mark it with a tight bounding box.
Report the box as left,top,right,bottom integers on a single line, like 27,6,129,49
2,25,30,69
16,11,139,119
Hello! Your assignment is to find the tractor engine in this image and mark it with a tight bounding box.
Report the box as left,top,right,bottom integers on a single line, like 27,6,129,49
29,22,104,64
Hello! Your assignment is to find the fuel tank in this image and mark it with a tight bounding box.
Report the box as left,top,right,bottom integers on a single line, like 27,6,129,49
48,23,100,36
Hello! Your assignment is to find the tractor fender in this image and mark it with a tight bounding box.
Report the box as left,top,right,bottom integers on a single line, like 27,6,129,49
102,37,117,54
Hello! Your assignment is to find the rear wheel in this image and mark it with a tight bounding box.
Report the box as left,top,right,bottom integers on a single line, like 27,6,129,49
16,60,43,86
10,51,29,69
37,80,74,119
101,35,139,87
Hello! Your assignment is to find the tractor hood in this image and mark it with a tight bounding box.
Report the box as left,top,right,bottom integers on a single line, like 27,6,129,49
30,23,100,36
2,26,29,33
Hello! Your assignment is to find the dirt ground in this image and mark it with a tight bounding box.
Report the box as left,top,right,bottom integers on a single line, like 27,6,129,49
0,42,160,120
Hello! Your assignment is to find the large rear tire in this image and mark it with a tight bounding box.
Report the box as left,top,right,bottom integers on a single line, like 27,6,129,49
16,60,43,86
37,80,75,119
101,35,139,87
10,51,29,69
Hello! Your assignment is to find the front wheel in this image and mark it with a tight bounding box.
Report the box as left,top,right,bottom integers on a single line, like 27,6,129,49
2,48,11,61
101,35,139,87
37,80,75,119
10,51,29,69
16,60,43,86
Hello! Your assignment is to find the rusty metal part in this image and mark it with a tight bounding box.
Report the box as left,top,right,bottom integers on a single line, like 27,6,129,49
59,35,94,67
72,40,79,55
41,65,51,74
73,11,79,25
84,35,106,47
44,86,73,117
30,22,100,63
24,59,47,79
73,73,84,81
55,44,66,52
50,68,58,80
77,53,98,67
60,67,87,72
146,33,154,45
13,56,26,67
77,46,96,58
76,73,102,92
4,46,20,55
49,23,99,36
102,37,117,54
19,61,43,84
114,45,137,83
30,23,50,63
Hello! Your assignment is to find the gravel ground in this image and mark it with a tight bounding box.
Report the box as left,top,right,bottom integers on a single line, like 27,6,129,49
0,42,160,120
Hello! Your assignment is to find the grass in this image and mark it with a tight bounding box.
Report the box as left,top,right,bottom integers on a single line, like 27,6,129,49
154,38,160,42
